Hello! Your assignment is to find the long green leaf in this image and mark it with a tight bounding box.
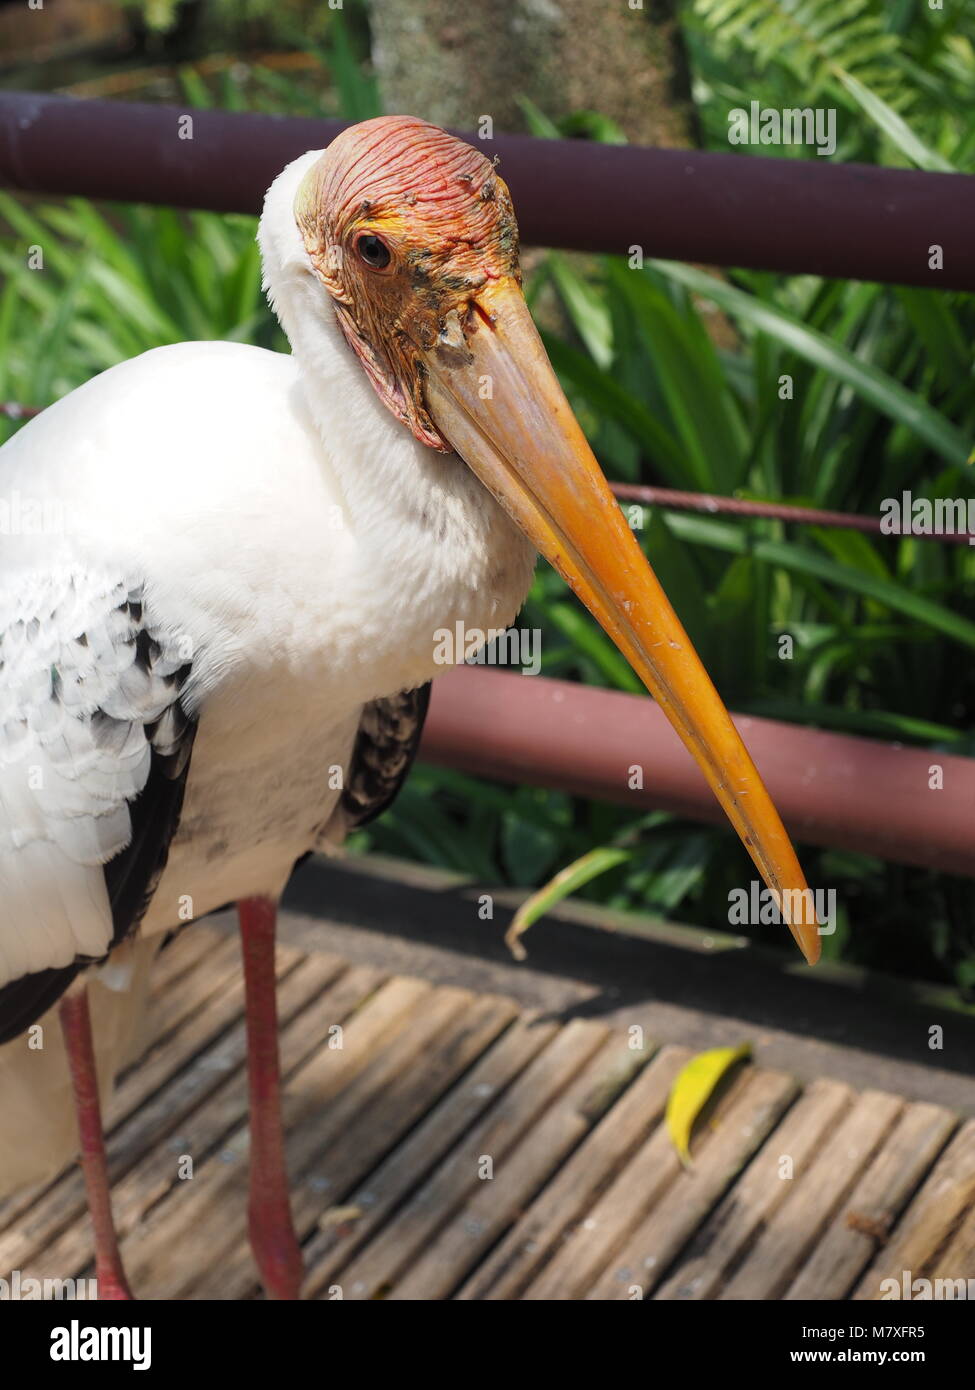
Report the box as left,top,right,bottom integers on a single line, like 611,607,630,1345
650,261,971,466
504,847,633,959
663,513,975,650
835,69,957,172
549,254,614,370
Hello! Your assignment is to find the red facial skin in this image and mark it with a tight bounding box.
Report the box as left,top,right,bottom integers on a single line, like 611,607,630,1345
295,115,520,450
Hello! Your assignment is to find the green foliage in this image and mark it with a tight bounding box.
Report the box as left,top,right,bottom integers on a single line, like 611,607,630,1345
682,0,975,167
690,0,898,100
0,195,280,446
116,0,339,44
117,0,183,35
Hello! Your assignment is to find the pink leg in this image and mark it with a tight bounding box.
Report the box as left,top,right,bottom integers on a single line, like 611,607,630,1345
59,985,133,1301
238,896,303,1300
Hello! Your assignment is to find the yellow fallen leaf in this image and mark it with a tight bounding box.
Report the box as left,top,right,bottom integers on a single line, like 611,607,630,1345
665,1043,751,1167
317,1204,363,1229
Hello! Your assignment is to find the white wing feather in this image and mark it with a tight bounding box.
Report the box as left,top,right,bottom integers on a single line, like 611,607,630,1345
0,569,189,988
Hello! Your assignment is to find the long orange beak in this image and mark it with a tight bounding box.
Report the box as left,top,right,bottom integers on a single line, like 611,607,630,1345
420,278,820,965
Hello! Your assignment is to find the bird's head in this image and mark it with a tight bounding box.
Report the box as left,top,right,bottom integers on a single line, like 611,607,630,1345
294,114,516,451
291,115,820,965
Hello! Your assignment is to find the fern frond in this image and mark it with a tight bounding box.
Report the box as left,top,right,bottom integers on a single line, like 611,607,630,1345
685,0,973,160
691,0,899,101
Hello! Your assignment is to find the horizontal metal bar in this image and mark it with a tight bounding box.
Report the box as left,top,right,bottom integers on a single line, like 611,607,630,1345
1,92,973,289
422,667,975,877
612,482,975,545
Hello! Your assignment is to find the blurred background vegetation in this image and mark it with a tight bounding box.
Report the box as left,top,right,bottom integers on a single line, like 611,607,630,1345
1,0,973,993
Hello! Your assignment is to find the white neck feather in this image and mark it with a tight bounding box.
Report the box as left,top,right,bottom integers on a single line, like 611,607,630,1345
259,153,490,531
256,152,537,696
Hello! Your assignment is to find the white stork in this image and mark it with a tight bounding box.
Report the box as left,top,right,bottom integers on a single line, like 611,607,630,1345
0,115,820,1301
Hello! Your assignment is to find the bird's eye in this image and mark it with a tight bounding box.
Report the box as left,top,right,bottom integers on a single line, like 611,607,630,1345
356,234,391,270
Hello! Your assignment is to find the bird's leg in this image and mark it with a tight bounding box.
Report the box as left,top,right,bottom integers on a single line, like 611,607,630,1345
238,896,303,1300
58,983,134,1301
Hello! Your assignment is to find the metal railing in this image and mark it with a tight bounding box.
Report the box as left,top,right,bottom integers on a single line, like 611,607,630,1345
423,667,975,877
1,92,974,289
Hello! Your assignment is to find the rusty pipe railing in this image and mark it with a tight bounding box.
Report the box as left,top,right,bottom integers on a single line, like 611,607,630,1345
422,667,975,878
1,92,973,290
611,483,975,546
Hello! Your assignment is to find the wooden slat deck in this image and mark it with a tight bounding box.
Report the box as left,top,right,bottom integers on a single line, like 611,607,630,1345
1,922,972,1301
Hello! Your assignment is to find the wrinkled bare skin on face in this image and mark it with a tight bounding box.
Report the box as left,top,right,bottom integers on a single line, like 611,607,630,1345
295,115,521,450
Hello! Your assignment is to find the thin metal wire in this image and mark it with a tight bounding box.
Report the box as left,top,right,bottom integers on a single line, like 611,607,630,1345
611,481,975,547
